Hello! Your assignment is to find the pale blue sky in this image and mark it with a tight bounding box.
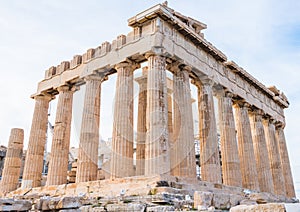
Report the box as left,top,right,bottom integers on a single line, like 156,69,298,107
0,0,299,197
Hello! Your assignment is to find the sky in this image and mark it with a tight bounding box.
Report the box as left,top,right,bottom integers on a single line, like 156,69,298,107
0,0,299,197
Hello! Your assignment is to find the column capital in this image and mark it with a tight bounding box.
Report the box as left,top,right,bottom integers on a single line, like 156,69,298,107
145,47,166,58
275,121,285,129
213,86,234,99
57,84,79,93
114,60,140,71
263,115,276,125
84,74,107,83
167,61,192,74
249,108,264,117
233,99,251,109
32,93,54,101
191,76,214,88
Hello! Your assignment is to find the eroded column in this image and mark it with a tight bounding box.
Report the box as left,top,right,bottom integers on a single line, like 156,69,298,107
145,54,170,175
22,94,52,188
111,62,136,178
46,85,75,186
276,123,296,198
263,117,286,196
0,128,24,194
216,89,242,187
171,65,195,177
76,75,105,183
196,78,222,183
135,67,148,176
233,101,259,190
249,109,274,193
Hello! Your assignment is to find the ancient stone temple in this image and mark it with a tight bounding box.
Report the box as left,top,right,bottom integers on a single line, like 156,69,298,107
0,3,297,211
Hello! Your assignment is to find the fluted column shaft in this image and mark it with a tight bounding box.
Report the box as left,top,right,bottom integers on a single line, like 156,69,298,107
76,75,104,183
216,90,242,187
111,62,135,178
22,94,52,188
171,65,195,177
234,102,259,190
135,68,148,176
249,110,274,193
196,79,222,183
0,129,24,193
263,117,286,196
276,124,296,198
46,85,74,186
145,54,170,175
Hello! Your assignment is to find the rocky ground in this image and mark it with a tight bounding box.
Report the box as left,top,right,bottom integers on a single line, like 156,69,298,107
0,175,299,211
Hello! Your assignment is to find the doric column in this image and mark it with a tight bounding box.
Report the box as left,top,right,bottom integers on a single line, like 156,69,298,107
144,54,170,175
0,128,24,194
111,62,137,178
233,101,259,190
135,67,148,176
170,64,195,177
263,117,286,196
276,122,296,198
195,78,222,183
249,109,274,193
215,89,242,187
46,85,75,186
22,94,53,188
76,74,105,183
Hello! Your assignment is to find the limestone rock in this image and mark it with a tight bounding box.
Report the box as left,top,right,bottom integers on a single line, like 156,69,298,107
194,191,213,209
248,192,280,203
146,205,175,212
106,203,145,211
229,194,245,206
0,198,32,211
239,199,258,206
213,192,231,210
230,203,285,212
35,197,60,210
56,196,82,209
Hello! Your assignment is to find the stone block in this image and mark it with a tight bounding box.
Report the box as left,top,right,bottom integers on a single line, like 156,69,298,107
106,203,145,212
0,199,32,211
230,203,285,212
248,192,279,203
229,194,245,207
56,196,82,209
101,42,111,55
92,206,106,212
146,206,175,212
70,55,82,68
35,197,60,210
194,191,213,209
213,192,231,210
117,34,126,47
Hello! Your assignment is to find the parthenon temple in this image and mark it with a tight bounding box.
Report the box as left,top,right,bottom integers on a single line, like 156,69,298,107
0,3,296,210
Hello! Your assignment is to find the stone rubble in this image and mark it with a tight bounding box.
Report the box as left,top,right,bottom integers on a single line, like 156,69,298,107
0,175,297,211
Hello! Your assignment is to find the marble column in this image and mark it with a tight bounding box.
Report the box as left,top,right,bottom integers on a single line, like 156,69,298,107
135,67,148,176
144,54,170,175
0,128,24,194
22,94,52,188
233,101,259,190
76,75,105,183
46,85,75,186
195,78,222,183
249,109,274,193
171,65,195,177
111,62,136,178
215,89,242,187
263,117,286,196
276,123,296,198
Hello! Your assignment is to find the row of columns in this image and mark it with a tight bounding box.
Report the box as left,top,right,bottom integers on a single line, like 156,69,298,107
19,54,295,198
